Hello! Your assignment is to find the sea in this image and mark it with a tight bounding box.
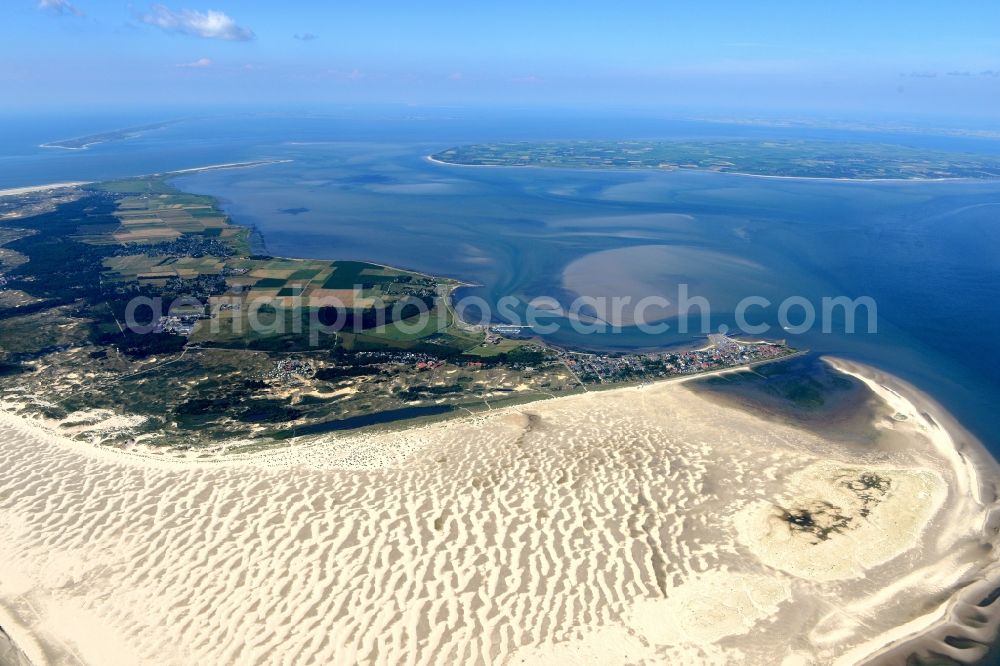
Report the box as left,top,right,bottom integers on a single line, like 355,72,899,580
1,108,998,453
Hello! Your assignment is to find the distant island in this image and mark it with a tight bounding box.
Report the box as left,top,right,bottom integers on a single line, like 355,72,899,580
430,139,1000,179
40,120,182,150
691,115,1000,141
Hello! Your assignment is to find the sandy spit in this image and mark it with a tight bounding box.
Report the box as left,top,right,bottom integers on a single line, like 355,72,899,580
0,359,997,665
0,161,290,200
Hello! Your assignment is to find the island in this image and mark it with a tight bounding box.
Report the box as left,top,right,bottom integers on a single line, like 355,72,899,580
429,139,1000,179
39,120,182,150
0,173,798,452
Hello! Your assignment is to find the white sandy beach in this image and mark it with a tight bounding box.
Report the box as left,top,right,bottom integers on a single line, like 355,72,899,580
159,160,292,176
0,359,997,665
0,183,91,198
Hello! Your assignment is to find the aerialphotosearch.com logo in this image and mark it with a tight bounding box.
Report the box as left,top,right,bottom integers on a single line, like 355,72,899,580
121,284,878,343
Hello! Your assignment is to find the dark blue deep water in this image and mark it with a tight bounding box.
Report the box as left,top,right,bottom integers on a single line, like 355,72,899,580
1,110,998,451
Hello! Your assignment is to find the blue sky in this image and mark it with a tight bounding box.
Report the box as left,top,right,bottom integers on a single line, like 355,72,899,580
3,0,1000,118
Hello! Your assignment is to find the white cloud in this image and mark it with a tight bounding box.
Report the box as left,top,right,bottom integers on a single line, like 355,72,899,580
320,68,366,81
294,33,318,41
176,57,212,68
37,0,83,16
139,4,254,41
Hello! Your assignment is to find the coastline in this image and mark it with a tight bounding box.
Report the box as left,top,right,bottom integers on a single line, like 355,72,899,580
0,358,997,664
825,357,1000,665
159,159,292,176
38,144,88,151
0,355,783,469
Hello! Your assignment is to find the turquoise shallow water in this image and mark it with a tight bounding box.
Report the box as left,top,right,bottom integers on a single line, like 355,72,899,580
1,111,999,450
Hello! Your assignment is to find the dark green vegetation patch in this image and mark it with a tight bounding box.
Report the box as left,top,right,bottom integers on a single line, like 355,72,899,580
252,278,286,289
288,268,320,281
322,261,382,289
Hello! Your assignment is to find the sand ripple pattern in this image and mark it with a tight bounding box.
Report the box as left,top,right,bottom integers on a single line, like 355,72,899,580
0,366,997,665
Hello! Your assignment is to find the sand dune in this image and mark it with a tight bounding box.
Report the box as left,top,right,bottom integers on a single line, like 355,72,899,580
0,183,89,197
0,360,997,665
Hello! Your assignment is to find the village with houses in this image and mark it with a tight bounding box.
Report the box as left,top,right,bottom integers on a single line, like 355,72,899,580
556,333,798,385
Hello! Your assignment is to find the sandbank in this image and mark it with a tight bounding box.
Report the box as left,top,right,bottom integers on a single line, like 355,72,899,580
0,358,997,665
